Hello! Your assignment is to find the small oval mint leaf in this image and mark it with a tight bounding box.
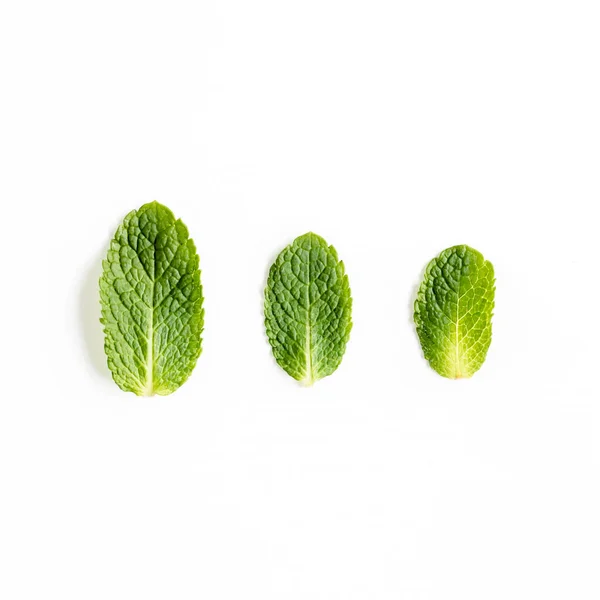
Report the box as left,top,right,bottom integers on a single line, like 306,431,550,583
264,232,352,385
414,245,495,379
100,201,204,396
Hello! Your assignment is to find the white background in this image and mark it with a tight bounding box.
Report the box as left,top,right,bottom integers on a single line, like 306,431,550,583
1,1,599,598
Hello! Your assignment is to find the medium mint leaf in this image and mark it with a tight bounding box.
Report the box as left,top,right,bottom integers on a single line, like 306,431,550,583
264,232,352,385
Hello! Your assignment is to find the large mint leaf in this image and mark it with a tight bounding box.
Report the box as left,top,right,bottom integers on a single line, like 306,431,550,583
100,202,204,395
414,245,495,379
264,232,352,385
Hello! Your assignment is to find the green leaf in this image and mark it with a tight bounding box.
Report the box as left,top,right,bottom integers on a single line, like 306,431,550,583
414,245,495,379
99,201,204,396
264,232,352,385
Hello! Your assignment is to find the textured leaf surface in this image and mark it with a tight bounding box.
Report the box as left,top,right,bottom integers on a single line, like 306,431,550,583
414,245,495,379
100,202,204,395
264,232,352,385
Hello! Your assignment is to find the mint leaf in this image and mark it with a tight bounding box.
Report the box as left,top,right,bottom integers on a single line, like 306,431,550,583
414,245,495,379
264,232,352,385
99,201,204,395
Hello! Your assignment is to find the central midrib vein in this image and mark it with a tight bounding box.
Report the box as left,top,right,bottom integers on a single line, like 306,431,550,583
454,267,461,379
144,249,156,396
304,238,313,386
